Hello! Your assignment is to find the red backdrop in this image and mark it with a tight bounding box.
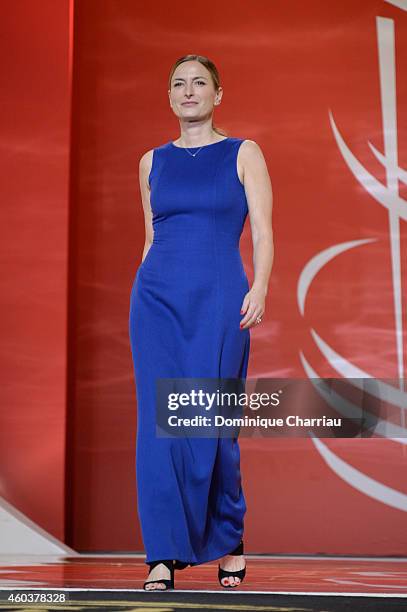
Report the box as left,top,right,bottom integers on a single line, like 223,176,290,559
1,0,407,554
0,0,72,541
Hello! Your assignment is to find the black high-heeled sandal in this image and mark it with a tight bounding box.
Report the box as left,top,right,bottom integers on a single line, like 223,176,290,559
143,559,175,591
218,539,246,588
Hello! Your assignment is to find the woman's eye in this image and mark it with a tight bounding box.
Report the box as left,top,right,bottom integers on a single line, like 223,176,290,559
173,81,206,87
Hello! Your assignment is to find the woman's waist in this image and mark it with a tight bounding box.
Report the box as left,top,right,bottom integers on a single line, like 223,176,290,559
151,227,241,250
140,241,246,271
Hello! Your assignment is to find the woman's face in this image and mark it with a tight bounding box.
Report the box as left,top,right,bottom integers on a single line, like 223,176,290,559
168,60,222,123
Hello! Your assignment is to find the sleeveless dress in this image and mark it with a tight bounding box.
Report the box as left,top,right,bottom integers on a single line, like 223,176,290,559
128,137,250,566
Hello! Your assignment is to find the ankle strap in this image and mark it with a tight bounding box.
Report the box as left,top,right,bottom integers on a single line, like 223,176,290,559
147,559,174,571
229,539,244,555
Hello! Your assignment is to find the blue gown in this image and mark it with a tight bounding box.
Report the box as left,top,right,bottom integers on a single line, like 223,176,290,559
128,137,250,566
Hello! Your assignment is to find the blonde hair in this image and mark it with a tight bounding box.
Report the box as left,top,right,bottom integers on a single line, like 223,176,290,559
168,54,227,136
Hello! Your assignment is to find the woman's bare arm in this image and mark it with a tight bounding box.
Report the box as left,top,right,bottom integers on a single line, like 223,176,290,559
138,149,154,262
238,140,274,329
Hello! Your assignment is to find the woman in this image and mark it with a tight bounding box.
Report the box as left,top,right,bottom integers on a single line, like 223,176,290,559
129,54,273,591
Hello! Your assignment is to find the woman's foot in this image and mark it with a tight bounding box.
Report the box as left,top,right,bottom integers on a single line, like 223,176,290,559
144,561,173,590
218,551,246,587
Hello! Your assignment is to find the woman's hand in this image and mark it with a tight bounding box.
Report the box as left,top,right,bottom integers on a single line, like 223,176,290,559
240,285,266,330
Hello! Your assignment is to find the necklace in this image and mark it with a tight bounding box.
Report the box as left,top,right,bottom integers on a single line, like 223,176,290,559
183,146,203,157
177,138,215,157
174,137,227,157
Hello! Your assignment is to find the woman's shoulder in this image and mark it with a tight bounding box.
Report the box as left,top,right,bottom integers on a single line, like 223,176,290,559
237,139,265,161
139,141,170,164
138,148,154,175
238,138,262,150
138,142,172,184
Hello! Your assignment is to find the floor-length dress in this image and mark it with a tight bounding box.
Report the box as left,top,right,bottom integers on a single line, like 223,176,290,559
129,137,250,566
